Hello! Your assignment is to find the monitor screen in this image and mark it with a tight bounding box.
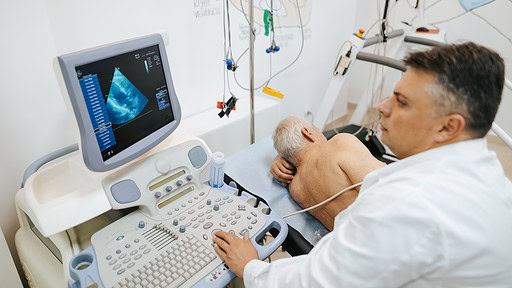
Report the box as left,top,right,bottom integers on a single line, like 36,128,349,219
75,45,174,162
57,34,181,172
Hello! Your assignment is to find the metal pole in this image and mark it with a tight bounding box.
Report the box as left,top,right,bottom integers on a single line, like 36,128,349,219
249,0,255,144
381,0,390,42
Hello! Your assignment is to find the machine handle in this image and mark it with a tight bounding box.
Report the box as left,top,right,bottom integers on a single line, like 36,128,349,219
68,246,104,288
251,213,289,259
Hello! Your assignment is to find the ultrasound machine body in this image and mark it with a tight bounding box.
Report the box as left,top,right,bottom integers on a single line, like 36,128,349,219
14,34,287,288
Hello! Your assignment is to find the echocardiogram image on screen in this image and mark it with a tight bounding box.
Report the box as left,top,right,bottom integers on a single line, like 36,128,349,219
75,45,174,161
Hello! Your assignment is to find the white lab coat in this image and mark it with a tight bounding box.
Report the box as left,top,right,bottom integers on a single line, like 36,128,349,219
244,138,512,287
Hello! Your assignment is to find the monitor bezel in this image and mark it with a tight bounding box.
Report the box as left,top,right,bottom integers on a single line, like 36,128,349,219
57,34,181,172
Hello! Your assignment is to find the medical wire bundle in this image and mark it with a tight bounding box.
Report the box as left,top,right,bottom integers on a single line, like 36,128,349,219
283,182,363,218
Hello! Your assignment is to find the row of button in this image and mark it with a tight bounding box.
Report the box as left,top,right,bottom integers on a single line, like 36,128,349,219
153,176,194,199
107,243,152,272
106,238,142,260
166,192,207,216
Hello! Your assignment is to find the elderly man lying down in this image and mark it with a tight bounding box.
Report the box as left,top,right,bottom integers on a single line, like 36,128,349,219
271,116,385,230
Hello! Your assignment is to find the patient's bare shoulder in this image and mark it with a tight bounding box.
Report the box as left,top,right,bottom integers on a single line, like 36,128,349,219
328,133,375,158
329,133,364,149
328,133,386,184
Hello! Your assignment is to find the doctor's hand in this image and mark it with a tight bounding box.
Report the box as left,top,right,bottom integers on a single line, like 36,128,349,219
213,230,259,278
270,155,295,187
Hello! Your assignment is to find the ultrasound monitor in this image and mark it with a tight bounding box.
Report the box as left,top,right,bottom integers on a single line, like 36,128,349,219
57,34,181,172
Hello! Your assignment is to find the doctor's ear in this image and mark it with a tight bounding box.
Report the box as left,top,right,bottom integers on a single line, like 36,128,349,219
301,127,316,142
434,114,466,142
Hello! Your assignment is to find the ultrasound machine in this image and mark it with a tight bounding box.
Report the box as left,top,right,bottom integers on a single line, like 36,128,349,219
14,34,287,288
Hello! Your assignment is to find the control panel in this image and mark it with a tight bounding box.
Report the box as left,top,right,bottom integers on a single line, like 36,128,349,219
68,138,288,288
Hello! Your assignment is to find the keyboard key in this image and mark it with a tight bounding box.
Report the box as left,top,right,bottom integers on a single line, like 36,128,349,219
152,277,160,285
167,276,185,288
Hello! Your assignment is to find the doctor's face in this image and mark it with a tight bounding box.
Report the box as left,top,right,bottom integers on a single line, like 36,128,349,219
378,68,442,159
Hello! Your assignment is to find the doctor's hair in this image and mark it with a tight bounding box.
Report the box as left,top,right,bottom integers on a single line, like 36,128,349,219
403,42,505,138
273,116,314,166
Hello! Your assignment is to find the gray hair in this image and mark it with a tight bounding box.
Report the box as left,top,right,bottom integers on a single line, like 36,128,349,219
272,116,314,166
426,81,469,120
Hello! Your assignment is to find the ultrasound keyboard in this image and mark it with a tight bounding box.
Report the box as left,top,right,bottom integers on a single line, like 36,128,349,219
114,234,215,288
67,138,288,288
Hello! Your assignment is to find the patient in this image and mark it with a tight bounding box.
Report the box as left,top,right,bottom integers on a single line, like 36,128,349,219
272,116,385,230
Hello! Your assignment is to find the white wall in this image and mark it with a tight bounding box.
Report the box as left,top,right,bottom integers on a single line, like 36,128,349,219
0,0,357,284
344,0,512,138
0,0,66,284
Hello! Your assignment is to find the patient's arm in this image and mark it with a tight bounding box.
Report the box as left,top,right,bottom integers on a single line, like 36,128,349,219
270,155,296,187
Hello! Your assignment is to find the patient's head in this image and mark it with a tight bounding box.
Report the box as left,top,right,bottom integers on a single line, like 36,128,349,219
273,116,326,166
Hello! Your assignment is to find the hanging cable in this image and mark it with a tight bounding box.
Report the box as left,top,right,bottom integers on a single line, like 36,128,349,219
233,0,305,91
219,0,239,118
429,11,468,26
470,10,512,46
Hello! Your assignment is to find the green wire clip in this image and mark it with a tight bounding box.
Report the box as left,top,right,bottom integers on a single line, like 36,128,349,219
263,9,274,36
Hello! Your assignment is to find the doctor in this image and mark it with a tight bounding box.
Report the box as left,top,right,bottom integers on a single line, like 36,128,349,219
212,42,512,287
